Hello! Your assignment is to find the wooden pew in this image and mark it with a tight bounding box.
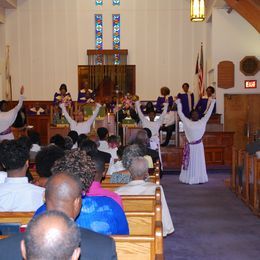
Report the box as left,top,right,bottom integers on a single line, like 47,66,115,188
121,187,161,212
112,221,163,260
125,201,161,236
249,156,260,216
0,212,34,225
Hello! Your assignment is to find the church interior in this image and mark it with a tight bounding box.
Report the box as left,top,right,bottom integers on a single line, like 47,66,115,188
0,0,259,259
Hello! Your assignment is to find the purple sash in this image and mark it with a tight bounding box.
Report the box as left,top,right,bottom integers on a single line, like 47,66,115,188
0,127,12,136
182,138,202,170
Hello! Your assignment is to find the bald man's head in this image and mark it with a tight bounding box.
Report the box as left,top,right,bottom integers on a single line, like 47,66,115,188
45,172,83,219
129,157,149,180
21,210,81,260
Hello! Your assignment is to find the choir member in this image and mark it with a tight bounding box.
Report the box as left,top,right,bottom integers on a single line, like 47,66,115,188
156,86,174,113
53,84,72,107
176,98,216,185
177,83,194,118
78,80,96,104
195,86,216,119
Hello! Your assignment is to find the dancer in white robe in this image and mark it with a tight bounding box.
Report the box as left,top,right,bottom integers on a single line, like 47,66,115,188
59,103,101,135
176,98,216,184
0,86,24,141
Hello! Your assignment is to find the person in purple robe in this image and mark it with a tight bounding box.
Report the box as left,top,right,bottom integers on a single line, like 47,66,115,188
53,84,72,107
156,86,174,113
78,81,96,104
177,83,194,118
195,86,216,119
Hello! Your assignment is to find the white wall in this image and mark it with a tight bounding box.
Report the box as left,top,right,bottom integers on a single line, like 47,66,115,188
4,0,205,100
211,9,260,122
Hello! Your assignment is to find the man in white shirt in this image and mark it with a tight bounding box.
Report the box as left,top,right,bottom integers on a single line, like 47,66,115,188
59,102,101,135
97,127,109,151
115,157,174,237
0,139,45,211
0,86,24,141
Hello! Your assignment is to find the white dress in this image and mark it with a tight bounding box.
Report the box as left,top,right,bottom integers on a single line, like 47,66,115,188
60,103,101,135
0,95,24,141
176,99,216,185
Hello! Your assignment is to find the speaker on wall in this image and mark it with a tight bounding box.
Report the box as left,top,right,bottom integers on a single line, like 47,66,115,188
240,56,259,76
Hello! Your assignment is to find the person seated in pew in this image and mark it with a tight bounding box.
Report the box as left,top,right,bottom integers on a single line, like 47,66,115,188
88,155,123,208
0,139,45,211
49,149,129,236
64,136,74,150
115,157,174,237
77,133,87,148
107,146,126,175
132,129,159,164
177,82,195,118
68,130,79,149
59,101,101,135
53,83,72,107
195,86,216,119
0,86,24,142
50,134,66,150
27,130,41,161
80,139,111,164
160,104,177,147
97,127,109,151
106,135,120,161
0,172,117,260
34,145,65,187
21,210,81,260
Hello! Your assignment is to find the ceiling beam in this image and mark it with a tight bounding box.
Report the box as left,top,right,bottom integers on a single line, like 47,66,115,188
0,0,16,9
225,0,260,33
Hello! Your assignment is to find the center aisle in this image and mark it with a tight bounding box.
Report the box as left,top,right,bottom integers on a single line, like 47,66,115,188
161,173,260,260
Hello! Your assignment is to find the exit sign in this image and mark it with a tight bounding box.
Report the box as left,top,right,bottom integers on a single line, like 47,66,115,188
245,80,257,89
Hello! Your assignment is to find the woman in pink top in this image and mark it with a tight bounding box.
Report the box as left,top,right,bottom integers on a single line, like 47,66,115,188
87,156,123,208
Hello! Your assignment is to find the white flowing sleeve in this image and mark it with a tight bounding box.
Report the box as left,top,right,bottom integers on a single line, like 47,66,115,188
86,103,101,126
158,103,169,124
176,99,189,125
0,95,24,133
59,103,75,125
200,99,216,124
135,101,146,123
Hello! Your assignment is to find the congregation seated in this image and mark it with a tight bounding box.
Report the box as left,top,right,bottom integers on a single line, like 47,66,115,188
97,127,109,151
0,172,117,260
68,130,79,149
80,138,111,164
34,145,65,187
0,139,45,211
27,130,41,161
35,149,129,235
50,134,66,150
88,155,123,208
21,210,81,260
105,135,120,161
107,146,126,175
115,156,174,237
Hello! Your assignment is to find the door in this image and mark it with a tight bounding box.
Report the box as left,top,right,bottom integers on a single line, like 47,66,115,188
224,94,260,149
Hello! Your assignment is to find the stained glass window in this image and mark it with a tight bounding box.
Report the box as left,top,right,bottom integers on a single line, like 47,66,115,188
113,14,120,64
96,0,103,6
113,0,120,6
95,14,103,65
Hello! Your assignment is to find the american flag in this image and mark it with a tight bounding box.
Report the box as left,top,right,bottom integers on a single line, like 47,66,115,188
198,44,204,97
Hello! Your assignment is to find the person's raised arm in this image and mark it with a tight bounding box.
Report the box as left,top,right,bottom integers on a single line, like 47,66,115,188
87,103,102,126
200,99,216,123
175,99,187,123
135,100,146,122
158,102,169,123
59,103,74,125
